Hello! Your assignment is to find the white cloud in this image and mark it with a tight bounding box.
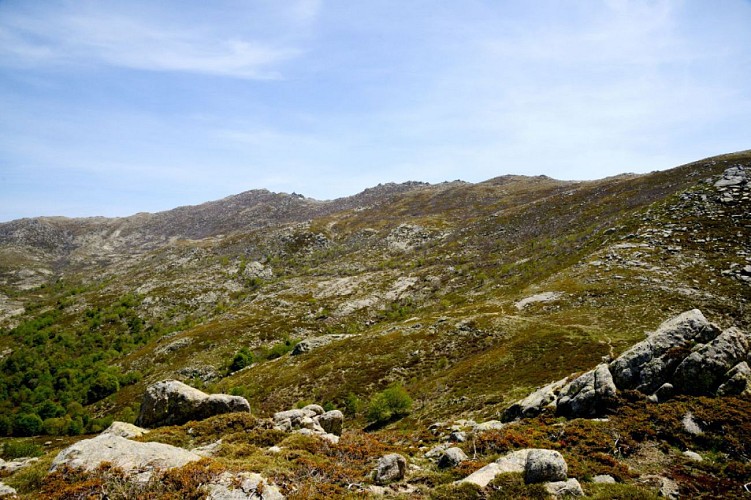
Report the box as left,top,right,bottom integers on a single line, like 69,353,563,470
0,2,310,78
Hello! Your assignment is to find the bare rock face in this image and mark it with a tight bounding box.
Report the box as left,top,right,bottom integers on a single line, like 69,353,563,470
672,327,751,395
609,309,721,393
136,380,250,428
556,364,616,418
374,453,407,485
717,361,751,396
50,433,201,478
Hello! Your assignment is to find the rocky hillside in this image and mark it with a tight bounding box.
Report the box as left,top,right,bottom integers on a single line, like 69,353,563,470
0,150,750,498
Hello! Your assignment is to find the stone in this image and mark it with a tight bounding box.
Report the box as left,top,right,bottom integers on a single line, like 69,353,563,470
524,449,568,483
50,433,201,480
672,327,750,395
717,361,751,396
545,478,584,497
592,474,616,484
449,430,466,443
556,364,616,418
682,412,703,436
683,450,703,461
302,404,324,415
609,309,721,393
438,447,468,469
192,440,222,457
102,421,148,439
315,410,344,436
0,456,39,474
0,481,17,497
291,335,348,355
374,453,407,485
424,444,450,459
459,449,530,487
473,420,506,432
204,471,284,500
653,383,675,403
136,380,250,428
502,378,567,422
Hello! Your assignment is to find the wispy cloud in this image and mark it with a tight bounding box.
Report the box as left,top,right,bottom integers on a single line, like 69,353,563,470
0,2,312,78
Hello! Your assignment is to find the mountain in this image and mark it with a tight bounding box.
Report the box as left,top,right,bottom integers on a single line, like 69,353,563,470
0,150,750,498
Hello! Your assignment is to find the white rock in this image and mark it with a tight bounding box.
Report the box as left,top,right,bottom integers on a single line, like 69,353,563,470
545,478,584,497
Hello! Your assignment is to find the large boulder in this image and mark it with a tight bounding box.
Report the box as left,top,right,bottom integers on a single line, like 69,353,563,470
374,453,407,485
136,380,250,428
50,433,201,479
609,309,720,393
524,449,568,484
672,327,750,395
501,378,568,422
459,449,547,488
556,364,616,418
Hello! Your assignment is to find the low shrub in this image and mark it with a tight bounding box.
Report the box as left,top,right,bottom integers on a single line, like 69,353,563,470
366,384,413,424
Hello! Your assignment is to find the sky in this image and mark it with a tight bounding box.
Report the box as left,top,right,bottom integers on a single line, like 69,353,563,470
1,0,750,221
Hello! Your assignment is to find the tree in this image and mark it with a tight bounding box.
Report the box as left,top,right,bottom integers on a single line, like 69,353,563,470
366,384,413,423
13,413,43,436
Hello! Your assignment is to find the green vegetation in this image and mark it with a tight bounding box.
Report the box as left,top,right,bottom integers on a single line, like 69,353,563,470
366,384,413,424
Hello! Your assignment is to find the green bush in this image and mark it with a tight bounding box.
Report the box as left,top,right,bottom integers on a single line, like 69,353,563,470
86,372,119,403
366,384,413,423
0,415,12,436
13,413,43,437
230,347,254,372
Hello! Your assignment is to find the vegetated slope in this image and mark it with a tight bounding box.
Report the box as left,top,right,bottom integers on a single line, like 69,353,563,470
0,150,749,437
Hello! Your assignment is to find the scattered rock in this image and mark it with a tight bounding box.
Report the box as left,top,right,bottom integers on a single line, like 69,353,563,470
449,430,466,443
50,433,201,480
556,364,616,418
682,412,703,436
473,420,506,432
545,478,584,497
459,449,544,488
514,292,563,310
672,327,750,395
192,440,222,458
683,450,703,462
374,453,407,485
592,474,616,484
652,383,675,403
205,471,284,500
524,449,568,484
136,380,251,428
438,447,468,469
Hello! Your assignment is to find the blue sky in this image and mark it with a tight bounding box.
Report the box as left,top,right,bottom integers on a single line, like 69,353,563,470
1,0,750,221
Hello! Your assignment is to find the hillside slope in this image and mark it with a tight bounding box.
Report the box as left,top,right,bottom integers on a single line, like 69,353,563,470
0,150,750,498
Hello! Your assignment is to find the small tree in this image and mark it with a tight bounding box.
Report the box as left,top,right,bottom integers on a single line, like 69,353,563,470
230,347,254,372
13,413,43,437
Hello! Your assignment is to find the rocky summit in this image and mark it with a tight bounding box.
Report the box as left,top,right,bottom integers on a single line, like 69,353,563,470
0,151,750,498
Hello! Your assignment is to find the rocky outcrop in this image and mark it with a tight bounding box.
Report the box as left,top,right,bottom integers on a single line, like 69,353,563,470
0,481,17,497
501,378,567,422
556,364,616,418
503,310,750,421
672,327,750,395
291,335,349,355
608,309,720,393
136,380,250,428
0,456,39,474
50,433,201,479
374,453,407,485
272,405,344,443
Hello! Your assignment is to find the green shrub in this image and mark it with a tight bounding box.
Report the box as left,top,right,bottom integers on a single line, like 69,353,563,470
230,347,254,372
13,413,43,437
86,372,119,403
0,414,12,436
366,384,413,423
1,439,43,460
